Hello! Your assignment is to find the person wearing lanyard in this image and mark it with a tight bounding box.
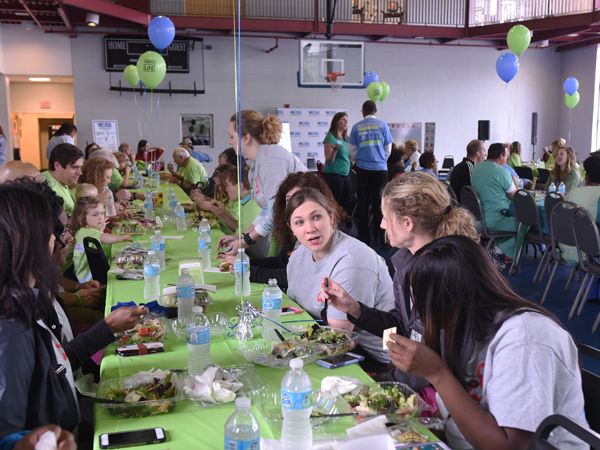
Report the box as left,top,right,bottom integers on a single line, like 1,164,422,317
319,173,480,392
322,112,352,215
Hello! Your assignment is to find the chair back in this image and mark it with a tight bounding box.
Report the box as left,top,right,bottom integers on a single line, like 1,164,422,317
513,189,546,243
573,207,600,272
460,186,488,236
544,192,564,234
441,156,454,169
527,414,600,450
515,166,534,180
578,344,600,433
83,237,109,285
443,181,458,206
537,168,550,185
549,201,578,248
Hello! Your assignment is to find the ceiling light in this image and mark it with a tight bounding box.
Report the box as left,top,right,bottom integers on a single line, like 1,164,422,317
14,12,29,16
568,33,579,37
29,77,51,82
86,13,99,27
539,40,549,48
21,21,34,31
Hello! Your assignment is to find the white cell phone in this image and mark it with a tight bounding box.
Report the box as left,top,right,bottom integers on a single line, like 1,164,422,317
99,428,165,448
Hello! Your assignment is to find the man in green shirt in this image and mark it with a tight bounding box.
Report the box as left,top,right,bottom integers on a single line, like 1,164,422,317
165,147,208,192
41,143,83,216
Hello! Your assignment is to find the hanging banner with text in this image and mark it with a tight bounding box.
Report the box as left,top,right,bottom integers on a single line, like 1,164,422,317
92,120,120,153
105,36,191,72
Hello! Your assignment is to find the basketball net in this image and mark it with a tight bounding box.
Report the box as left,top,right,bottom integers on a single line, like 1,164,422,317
328,72,345,93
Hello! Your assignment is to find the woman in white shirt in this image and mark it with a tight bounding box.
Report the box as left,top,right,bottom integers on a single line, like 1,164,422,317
46,122,76,160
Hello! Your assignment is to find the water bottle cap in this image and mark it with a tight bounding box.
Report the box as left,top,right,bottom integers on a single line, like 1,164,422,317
148,251,155,255
238,248,244,253
155,230,160,234
290,358,304,369
268,279,277,285
202,218,208,223
235,397,251,411
192,306,203,313
181,268,189,274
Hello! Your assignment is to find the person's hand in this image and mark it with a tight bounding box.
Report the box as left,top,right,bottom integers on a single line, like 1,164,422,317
196,197,213,212
216,254,235,273
218,235,237,251
118,234,133,243
116,189,132,201
117,199,129,208
14,425,76,450
411,161,418,170
124,166,132,174
97,190,111,206
167,162,174,173
117,211,133,221
386,333,447,382
168,176,179,184
105,305,149,333
319,277,361,318
159,172,170,180
80,280,101,290
209,200,225,216
77,288,103,308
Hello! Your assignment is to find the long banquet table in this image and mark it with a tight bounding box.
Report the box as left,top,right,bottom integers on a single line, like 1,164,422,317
93,184,379,449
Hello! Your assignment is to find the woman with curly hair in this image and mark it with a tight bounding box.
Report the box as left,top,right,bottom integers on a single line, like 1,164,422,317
217,110,306,257
544,146,581,193
78,157,114,195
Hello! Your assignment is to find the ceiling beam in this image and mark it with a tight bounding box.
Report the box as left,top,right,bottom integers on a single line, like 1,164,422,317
56,3,73,31
18,0,46,31
529,25,589,42
59,0,149,26
555,36,600,52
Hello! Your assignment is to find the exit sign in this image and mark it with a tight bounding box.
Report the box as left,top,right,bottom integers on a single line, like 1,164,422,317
40,101,50,109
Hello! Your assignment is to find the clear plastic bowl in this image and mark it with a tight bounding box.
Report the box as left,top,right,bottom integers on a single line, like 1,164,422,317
204,312,231,343
234,341,320,370
293,326,360,358
114,315,167,346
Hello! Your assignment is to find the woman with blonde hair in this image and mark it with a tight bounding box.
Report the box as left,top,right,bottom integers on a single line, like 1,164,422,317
544,146,581,193
217,110,306,257
509,141,522,168
321,172,479,391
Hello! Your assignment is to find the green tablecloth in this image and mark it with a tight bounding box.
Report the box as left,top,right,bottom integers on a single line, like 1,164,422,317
95,184,423,448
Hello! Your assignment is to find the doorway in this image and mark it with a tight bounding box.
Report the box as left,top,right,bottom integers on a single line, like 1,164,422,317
39,118,74,170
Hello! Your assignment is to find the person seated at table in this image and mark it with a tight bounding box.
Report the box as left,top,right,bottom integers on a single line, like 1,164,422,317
285,188,395,372
219,171,355,289
403,139,421,172
450,140,487,204
135,139,165,166
0,184,79,438
418,152,437,177
84,142,99,160
164,147,208,193
180,137,212,163
41,143,84,216
543,138,566,164
118,142,134,166
75,182,98,200
219,147,244,167
509,141,522,168
88,149,132,201
387,145,405,181
0,160,41,183
71,197,132,283
191,162,231,207
385,235,588,450
218,110,307,258
320,172,479,392
544,146,581,193
114,152,132,187
471,143,517,259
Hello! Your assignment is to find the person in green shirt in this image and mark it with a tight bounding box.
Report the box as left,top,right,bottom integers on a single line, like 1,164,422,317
165,147,208,193
219,164,262,235
41,143,84,216
509,141,522,169
322,112,351,213
544,146,581,193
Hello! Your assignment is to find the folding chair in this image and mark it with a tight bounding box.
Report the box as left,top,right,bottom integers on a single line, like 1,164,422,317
537,168,551,186
510,189,551,278
537,192,564,282
578,344,600,431
83,237,110,285
437,155,454,180
515,166,534,180
443,181,458,207
572,207,600,330
527,414,600,450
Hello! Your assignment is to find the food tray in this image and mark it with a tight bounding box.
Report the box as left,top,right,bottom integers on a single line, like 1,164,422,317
162,213,195,228
340,382,432,423
159,291,214,319
96,371,182,418
181,364,266,407
293,326,360,358
115,315,167,345
204,312,231,343
234,341,320,370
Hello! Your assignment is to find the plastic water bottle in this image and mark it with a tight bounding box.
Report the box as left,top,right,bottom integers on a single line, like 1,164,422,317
224,397,260,450
143,251,160,301
177,268,196,328
559,182,566,195
199,218,211,237
144,189,153,220
234,249,251,297
517,179,524,190
198,229,212,271
175,202,187,231
281,358,312,450
137,172,144,188
186,323,211,377
151,230,166,271
549,182,556,192
168,189,177,212
106,192,117,217
262,279,282,341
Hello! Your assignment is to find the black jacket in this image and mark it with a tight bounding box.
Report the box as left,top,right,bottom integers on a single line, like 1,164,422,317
449,157,475,204
348,248,430,391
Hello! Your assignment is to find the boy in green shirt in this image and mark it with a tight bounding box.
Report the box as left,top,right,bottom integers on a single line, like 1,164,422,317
215,165,261,236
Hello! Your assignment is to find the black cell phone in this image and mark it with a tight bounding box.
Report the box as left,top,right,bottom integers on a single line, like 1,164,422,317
99,428,166,448
116,273,144,281
315,352,364,369
116,343,164,357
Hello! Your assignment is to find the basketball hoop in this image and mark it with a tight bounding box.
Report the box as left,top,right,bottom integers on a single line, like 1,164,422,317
328,72,346,93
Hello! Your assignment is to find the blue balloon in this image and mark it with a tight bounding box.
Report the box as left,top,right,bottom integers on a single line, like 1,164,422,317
496,53,519,83
191,119,196,125
148,16,175,51
563,77,579,96
364,71,379,87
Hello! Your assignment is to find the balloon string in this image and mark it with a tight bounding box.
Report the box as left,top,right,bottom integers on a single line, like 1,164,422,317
133,88,142,140
506,83,511,141
569,99,572,146
513,70,519,143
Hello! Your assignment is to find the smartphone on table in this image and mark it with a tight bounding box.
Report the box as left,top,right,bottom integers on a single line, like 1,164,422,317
99,427,166,449
316,352,364,369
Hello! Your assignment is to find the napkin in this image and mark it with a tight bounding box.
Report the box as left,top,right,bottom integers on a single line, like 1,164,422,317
163,236,184,239
339,434,395,450
184,366,243,404
204,267,232,274
321,376,364,396
34,430,57,450
346,415,389,440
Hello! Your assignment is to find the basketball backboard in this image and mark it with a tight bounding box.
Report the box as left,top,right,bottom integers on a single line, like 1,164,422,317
299,40,364,87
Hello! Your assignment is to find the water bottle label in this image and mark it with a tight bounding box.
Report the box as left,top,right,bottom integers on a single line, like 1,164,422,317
281,390,312,410
234,262,250,274
152,243,165,251
144,202,153,209
198,241,211,250
187,328,210,345
262,297,282,310
224,438,259,450
177,286,195,298
169,200,177,208
143,264,160,276
176,210,185,218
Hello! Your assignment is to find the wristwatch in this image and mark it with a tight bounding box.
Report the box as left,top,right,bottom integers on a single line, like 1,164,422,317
74,283,80,291
243,233,256,246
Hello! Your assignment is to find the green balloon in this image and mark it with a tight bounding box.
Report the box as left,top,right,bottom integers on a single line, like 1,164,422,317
379,82,390,101
367,82,382,102
565,92,580,109
507,25,531,56
136,51,166,89
123,65,140,87
189,126,195,132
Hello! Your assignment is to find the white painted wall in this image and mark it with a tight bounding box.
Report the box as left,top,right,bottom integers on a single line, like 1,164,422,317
10,82,75,113
72,34,564,174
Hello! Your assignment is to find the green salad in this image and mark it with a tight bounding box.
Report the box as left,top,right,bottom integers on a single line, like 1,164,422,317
343,384,418,417
301,324,349,344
